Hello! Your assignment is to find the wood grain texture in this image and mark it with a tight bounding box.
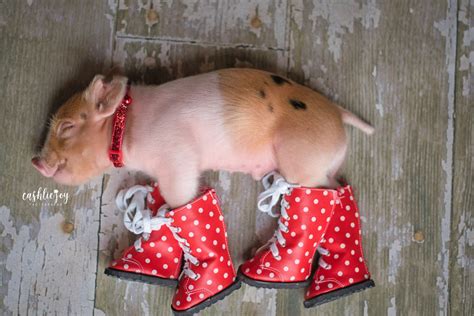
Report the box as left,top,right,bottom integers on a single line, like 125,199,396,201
0,0,114,315
449,0,473,315
116,0,288,49
289,0,458,315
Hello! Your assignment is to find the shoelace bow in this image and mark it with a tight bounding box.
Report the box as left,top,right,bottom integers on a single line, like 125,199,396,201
116,185,172,252
256,171,300,259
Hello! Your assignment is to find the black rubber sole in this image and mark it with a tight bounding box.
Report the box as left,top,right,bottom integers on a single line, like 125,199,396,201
237,267,310,289
104,268,178,287
304,279,375,308
172,280,242,316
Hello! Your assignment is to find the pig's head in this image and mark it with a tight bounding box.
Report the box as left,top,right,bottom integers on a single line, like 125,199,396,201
32,74,128,185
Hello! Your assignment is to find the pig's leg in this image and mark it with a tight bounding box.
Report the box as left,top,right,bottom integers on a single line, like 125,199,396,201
155,150,201,209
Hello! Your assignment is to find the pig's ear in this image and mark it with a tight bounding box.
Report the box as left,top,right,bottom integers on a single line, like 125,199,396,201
84,74,128,120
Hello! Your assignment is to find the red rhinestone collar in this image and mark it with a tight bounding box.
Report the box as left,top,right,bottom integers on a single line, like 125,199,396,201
108,85,132,167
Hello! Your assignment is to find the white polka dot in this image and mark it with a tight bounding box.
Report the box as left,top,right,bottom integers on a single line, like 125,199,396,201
193,220,199,226
323,190,328,196
188,232,194,238
207,280,213,285
345,233,351,238
218,285,223,290
355,240,359,245
303,207,309,212
319,275,324,280
301,268,305,273
145,258,151,263
359,257,363,262
345,260,350,266
213,240,218,245
284,266,289,271
212,199,217,205
219,215,224,221
311,217,316,222
220,256,224,262
127,254,132,259
287,249,293,254
334,254,339,259
269,272,275,278
150,242,155,247
330,200,334,205
313,199,319,204
295,197,301,202
335,226,340,232
124,264,129,269
340,243,346,249
256,269,262,275
227,261,231,266
201,236,206,242
339,188,345,194
290,276,296,281
209,212,214,217
213,268,219,273
364,274,369,279
350,196,354,201
163,264,168,269
295,259,300,264
156,252,162,258
151,269,157,274
293,214,298,220
224,273,229,278
309,234,314,239
355,212,359,218
176,300,180,306
198,207,204,213
203,195,208,201
350,222,355,228
209,252,215,257
186,204,192,209
349,278,354,283
181,215,187,221
202,262,208,268
188,284,194,290
306,189,311,194
196,248,202,253
174,258,179,263
205,224,211,230
291,232,296,237
355,267,360,272
337,271,343,276
316,285,320,290
317,226,322,231
168,247,173,252
328,283,333,289
321,208,326,214
340,216,346,221
199,293,205,299
298,242,304,247
301,224,307,230
264,262,270,267
326,217,330,222
328,238,334,243
216,227,221,233
345,205,351,211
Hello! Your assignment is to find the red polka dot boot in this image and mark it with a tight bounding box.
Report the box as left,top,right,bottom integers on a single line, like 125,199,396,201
161,188,241,315
238,172,339,288
304,185,375,308
105,184,183,286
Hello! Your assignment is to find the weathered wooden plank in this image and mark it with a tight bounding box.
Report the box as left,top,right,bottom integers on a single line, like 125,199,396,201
289,0,457,315
449,0,473,315
0,0,114,315
93,38,288,315
116,0,288,49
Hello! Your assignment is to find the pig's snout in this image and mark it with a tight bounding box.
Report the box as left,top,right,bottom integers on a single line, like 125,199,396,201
32,156,58,178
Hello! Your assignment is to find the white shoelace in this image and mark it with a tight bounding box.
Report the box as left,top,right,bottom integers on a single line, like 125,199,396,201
116,185,172,252
256,172,300,259
317,246,331,270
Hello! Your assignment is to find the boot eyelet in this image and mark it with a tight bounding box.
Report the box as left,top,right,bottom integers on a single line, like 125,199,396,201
194,274,201,280
275,255,282,261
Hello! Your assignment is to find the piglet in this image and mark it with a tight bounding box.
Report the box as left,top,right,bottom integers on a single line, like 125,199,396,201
32,68,373,207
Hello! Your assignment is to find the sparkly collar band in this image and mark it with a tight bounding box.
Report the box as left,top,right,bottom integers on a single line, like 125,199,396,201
108,85,132,167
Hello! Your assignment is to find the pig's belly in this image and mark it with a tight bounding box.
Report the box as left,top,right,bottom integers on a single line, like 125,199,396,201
200,143,277,180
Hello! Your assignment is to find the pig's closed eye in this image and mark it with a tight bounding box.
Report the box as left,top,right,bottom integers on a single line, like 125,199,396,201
57,120,76,138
